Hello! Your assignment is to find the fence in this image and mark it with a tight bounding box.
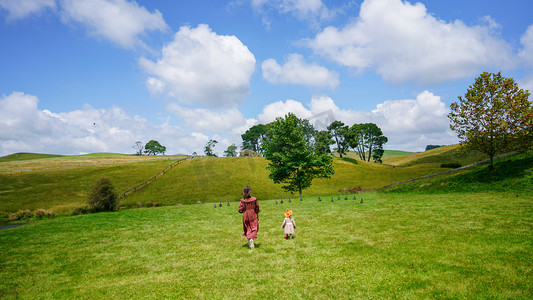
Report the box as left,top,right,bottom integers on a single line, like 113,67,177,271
377,151,520,190
119,156,193,199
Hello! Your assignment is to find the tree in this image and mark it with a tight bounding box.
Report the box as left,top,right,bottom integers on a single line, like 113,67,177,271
314,130,334,154
204,139,218,157
224,144,238,157
144,140,166,155
241,124,269,155
132,141,144,155
327,121,349,157
263,113,335,201
87,177,119,212
449,72,533,170
347,123,388,163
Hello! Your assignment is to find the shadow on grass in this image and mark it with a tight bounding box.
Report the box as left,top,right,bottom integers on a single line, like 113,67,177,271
338,157,359,165
460,153,533,184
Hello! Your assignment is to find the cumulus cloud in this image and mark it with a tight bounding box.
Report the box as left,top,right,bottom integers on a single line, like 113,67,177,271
0,92,209,156
519,24,533,66
167,104,257,136
307,0,515,84
0,0,56,20
140,24,256,108
60,0,168,48
256,91,457,151
262,54,339,88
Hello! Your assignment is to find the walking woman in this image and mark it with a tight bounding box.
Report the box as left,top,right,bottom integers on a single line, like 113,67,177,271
238,186,260,249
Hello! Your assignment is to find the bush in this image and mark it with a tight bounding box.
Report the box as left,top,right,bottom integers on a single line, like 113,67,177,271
441,162,462,169
71,206,91,216
87,177,119,212
33,209,55,219
9,209,33,220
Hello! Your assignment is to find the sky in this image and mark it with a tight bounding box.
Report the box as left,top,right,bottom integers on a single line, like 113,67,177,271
1,0,532,156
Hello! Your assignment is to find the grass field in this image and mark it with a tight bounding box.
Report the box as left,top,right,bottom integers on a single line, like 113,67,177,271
1,192,531,298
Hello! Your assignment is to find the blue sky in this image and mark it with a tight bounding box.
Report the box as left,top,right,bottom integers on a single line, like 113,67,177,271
1,0,532,156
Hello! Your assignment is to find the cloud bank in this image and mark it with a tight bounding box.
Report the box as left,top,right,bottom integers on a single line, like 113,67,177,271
262,54,339,88
308,0,515,84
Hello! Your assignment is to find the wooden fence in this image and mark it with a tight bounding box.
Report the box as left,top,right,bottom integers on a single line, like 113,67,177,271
377,151,520,190
119,156,193,199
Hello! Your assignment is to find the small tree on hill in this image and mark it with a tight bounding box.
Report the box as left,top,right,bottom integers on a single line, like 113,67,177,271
204,139,218,157
347,123,388,163
449,72,533,170
132,141,144,155
87,177,119,212
144,140,166,155
224,144,238,157
263,113,335,201
328,121,348,157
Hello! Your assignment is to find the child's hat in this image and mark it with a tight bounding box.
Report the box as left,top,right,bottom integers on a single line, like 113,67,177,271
285,209,292,217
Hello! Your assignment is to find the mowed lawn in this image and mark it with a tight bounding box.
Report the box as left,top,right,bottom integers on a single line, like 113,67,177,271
1,192,531,298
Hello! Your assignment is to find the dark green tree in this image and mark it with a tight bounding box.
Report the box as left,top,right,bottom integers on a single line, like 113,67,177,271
347,123,388,163
144,140,166,155
449,72,533,170
224,144,238,157
314,130,334,154
241,124,269,155
263,113,335,201
87,177,119,212
204,139,218,157
327,121,348,157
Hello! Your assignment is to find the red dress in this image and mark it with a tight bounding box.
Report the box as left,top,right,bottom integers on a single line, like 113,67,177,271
238,197,260,239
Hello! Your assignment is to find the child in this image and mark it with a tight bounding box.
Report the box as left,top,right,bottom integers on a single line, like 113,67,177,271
282,209,296,239
238,186,260,249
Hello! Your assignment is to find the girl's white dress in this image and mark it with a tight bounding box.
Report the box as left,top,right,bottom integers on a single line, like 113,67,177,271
282,217,296,234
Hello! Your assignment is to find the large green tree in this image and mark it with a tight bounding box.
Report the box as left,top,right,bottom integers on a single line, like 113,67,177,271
327,121,348,158
241,124,269,155
263,113,335,200
449,72,532,170
144,140,166,155
314,130,334,154
347,123,388,163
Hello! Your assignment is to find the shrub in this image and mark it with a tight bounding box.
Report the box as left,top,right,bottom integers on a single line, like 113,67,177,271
342,186,363,193
33,209,55,219
239,149,261,157
71,206,91,216
441,162,462,169
9,209,33,220
87,177,119,212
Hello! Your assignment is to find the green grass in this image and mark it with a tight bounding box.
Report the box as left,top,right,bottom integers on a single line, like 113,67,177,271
1,192,531,298
385,151,533,195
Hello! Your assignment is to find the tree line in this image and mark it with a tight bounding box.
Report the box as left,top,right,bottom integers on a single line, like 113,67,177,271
241,119,388,162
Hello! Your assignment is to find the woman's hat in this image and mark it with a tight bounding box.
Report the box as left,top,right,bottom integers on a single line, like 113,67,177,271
285,209,292,217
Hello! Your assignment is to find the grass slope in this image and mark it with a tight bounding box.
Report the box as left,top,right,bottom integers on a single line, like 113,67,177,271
385,151,533,194
1,192,531,298
382,145,486,167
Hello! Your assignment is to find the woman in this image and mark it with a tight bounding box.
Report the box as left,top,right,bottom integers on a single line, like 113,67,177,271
238,186,260,249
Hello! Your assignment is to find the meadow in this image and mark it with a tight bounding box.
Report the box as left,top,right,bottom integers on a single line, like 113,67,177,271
0,148,531,298
1,192,531,298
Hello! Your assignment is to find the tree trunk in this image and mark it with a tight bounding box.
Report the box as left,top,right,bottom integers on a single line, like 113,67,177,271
299,187,302,201
489,155,494,171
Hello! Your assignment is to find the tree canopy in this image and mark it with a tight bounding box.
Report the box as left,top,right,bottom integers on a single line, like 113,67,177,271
241,124,269,155
347,123,388,163
327,121,348,158
144,140,166,155
449,72,532,170
263,113,334,200
223,144,238,157
204,139,218,157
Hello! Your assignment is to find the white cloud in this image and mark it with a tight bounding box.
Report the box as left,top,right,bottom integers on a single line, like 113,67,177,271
167,104,257,136
0,0,55,20
140,24,256,108
308,0,515,84
0,92,208,156
256,91,457,151
60,0,168,48
262,54,339,88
